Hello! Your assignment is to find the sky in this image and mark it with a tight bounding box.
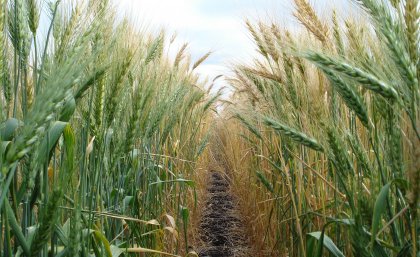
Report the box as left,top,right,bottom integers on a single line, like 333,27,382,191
115,0,355,92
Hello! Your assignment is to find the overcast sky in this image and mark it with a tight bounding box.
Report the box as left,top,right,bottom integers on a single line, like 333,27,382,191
115,0,354,91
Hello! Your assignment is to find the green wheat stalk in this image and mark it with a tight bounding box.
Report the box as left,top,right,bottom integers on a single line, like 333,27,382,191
304,51,399,99
264,116,324,152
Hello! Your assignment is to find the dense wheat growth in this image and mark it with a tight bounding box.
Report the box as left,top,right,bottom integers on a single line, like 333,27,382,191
223,0,419,256
0,0,217,256
0,0,418,256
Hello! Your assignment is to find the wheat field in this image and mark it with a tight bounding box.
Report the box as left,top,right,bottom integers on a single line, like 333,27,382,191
0,0,418,256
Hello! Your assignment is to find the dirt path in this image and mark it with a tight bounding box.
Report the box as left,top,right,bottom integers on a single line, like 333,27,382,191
198,170,251,257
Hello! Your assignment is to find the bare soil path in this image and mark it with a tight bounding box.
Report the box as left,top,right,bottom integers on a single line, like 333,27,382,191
198,170,251,257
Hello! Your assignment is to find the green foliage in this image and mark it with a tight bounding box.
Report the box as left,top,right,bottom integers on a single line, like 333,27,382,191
0,1,215,256
306,231,345,257
264,117,324,152
30,190,62,256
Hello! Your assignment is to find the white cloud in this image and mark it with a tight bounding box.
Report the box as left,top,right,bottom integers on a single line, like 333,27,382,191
114,0,356,89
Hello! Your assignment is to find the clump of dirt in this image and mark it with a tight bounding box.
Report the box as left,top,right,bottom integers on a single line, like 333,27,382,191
198,171,251,257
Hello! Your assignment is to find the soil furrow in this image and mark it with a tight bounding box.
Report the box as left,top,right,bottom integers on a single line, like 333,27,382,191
198,171,250,257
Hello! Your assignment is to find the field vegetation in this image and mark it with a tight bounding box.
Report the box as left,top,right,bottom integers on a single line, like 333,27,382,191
0,0,217,256
0,0,418,256
223,0,419,256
